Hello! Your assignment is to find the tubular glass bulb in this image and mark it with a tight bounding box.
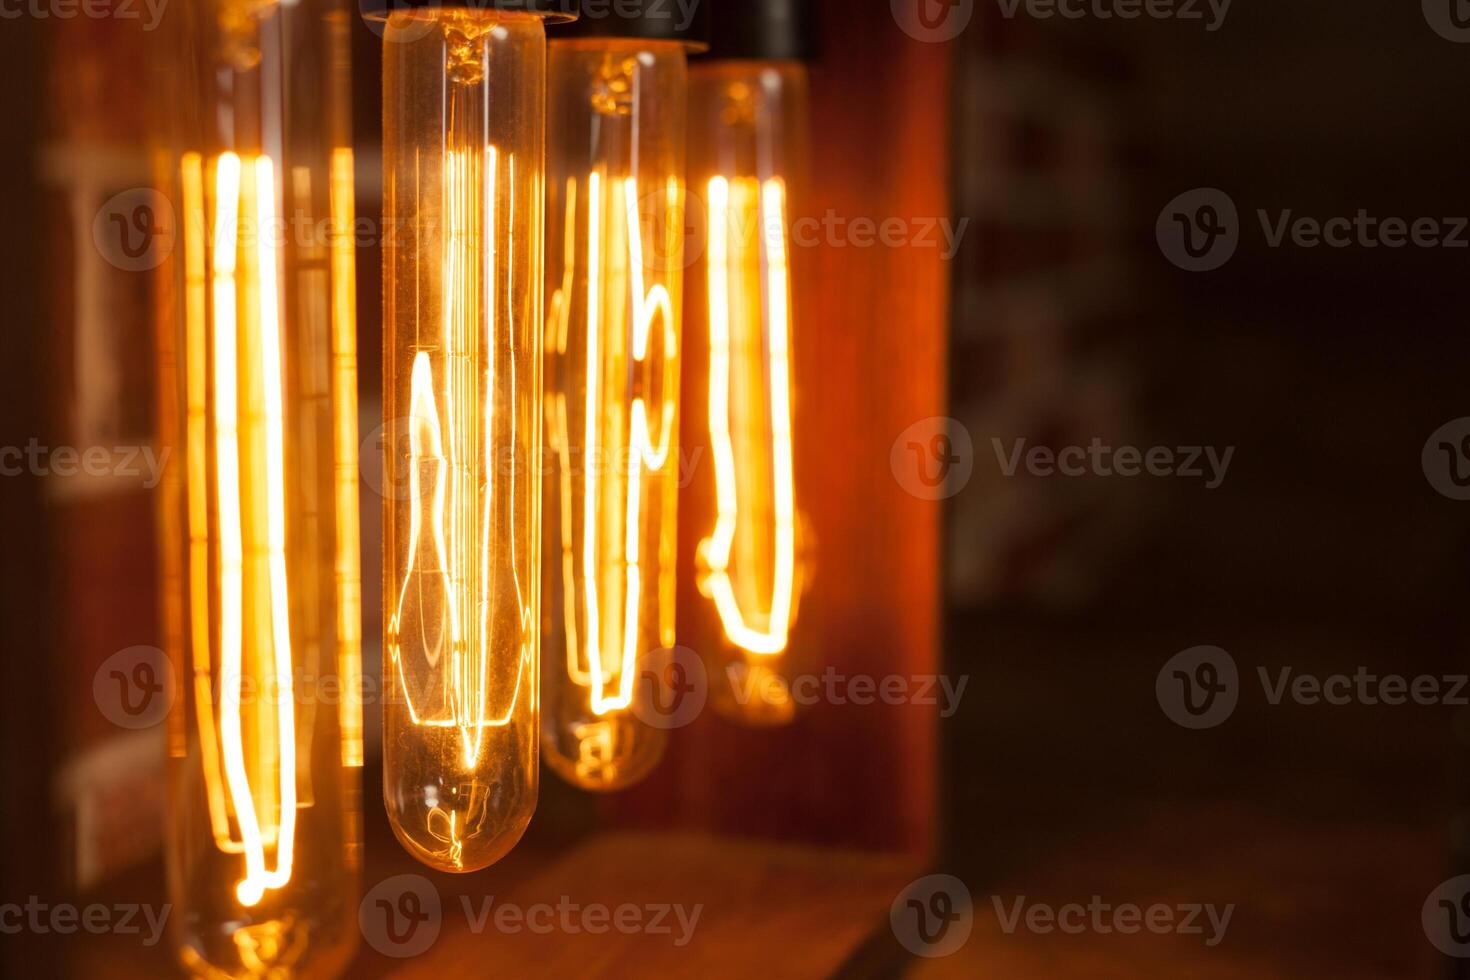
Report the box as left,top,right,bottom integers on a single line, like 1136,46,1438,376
541,38,687,791
154,0,362,975
689,60,813,726
378,7,552,873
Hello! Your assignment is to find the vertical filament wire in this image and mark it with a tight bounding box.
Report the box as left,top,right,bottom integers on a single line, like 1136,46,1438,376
699,175,798,656
191,151,298,908
554,173,674,720
387,142,529,866
182,151,234,852
330,146,364,770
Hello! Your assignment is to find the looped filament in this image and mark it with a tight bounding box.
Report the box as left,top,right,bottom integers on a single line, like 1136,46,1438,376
182,150,299,908
543,36,685,789
698,175,800,656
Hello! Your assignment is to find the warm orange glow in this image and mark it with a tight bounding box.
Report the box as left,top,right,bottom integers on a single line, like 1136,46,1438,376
556,172,676,720
544,164,682,788
541,38,686,789
381,8,546,874
182,151,233,852
161,2,362,974
388,147,531,794
330,147,365,771
384,142,531,861
698,175,800,656
183,151,298,908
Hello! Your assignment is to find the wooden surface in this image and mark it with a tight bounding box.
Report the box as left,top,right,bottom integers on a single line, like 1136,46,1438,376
388,833,920,979
68,833,922,978
68,809,1445,977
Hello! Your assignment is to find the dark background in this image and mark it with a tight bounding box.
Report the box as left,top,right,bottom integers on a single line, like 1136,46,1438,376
937,0,1470,975
4,0,1470,975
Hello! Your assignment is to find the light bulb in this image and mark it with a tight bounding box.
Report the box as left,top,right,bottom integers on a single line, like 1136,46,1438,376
540,11,706,790
373,1,566,873
688,1,815,727
154,0,362,975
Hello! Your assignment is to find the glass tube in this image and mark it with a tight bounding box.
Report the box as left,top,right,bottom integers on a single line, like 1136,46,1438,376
687,60,813,727
541,39,687,791
379,8,550,873
153,0,361,975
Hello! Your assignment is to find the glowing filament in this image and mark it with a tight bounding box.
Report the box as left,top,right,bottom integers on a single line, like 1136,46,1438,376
700,176,798,656
387,146,527,791
551,173,675,721
186,151,298,908
182,152,233,852
330,147,364,770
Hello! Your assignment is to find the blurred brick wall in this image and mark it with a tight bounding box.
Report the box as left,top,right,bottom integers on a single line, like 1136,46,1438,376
947,14,1144,609
40,12,167,891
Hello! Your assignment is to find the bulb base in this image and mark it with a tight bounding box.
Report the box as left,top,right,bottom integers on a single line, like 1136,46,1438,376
360,0,578,20
549,0,709,49
702,0,815,62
